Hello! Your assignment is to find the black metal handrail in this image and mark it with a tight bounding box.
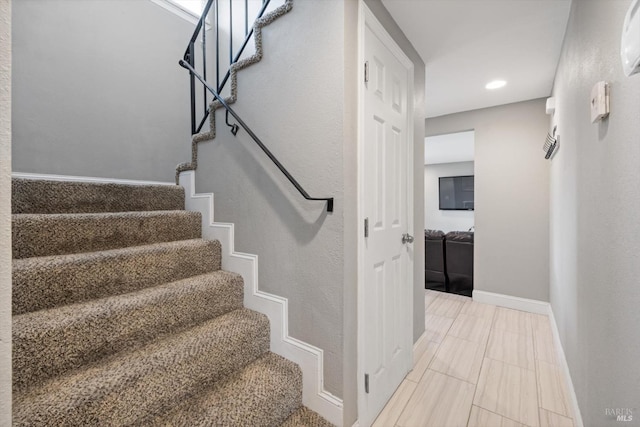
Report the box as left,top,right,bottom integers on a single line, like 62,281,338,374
179,60,334,213
183,0,273,135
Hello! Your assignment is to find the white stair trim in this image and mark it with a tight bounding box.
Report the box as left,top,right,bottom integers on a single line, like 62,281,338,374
12,171,344,425
179,171,343,426
472,290,583,426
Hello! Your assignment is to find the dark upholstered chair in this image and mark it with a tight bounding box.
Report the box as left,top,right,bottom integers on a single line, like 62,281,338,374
444,231,474,297
424,229,447,292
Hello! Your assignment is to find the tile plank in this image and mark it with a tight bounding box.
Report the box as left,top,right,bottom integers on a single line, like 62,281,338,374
462,300,496,320
397,369,475,427
424,313,454,343
486,329,535,371
537,360,573,418
425,290,441,310
468,405,528,427
407,340,439,383
539,408,574,427
430,335,485,384
426,296,465,319
532,316,557,365
474,358,539,427
413,334,431,364
493,307,533,336
372,379,417,427
448,312,492,344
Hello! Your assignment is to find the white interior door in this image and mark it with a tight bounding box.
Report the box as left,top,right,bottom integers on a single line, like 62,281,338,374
359,5,414,425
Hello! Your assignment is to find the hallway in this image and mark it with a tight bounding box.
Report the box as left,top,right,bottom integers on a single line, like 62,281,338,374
373,290,575,427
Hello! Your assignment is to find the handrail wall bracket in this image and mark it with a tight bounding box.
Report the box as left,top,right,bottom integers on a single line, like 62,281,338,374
179,59,334,213
177,0,334,213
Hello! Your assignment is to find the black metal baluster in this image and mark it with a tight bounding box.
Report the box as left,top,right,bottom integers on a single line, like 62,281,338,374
185,0,274,135
202,6,207,117
229,0,233,66
215,0,220,90
245,0,248,36
188,42,196,134
218,0,271,91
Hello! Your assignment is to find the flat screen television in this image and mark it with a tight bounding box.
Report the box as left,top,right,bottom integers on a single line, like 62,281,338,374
439,175,474,211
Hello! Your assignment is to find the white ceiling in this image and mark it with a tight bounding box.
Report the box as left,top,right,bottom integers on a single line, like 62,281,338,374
381,0,572,118
425,131,475,164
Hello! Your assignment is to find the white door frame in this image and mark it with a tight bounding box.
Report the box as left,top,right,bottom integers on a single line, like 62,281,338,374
357,2,415,425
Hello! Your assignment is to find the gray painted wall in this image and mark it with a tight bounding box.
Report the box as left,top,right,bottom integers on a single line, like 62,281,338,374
426,99,550,302
12,0,193,182
549,1,640,425
191,1,424,424
1,0,12,423
194,0,346,398
425,161,475,233
343,1,359,424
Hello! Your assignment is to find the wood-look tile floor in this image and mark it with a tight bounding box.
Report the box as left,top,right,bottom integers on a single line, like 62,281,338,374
372,290,575,427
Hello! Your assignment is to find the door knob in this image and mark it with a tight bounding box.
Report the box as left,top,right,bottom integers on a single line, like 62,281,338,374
402,233,414,244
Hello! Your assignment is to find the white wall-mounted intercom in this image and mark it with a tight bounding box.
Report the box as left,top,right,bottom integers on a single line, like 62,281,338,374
621,0,640,77
545,97,556,115
590,81,610,123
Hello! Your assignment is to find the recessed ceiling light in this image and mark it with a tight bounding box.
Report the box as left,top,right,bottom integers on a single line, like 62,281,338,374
485,80,507,90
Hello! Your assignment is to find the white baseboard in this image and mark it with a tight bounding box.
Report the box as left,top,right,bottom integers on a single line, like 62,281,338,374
472,290,583,426
472,290,549,315
12,172,174,186
547,306,584,427
180,171,344,426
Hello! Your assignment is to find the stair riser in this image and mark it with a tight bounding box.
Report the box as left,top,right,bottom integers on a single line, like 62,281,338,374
14,310,270,427
282,407,335,427
12,239,221,315
13,271,243,392
12,211,202,259
149,353,303,427
12,179,185,214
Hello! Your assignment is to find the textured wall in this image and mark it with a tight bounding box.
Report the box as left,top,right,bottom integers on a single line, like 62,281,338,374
193,0,425,416
424,161,475,233
342,0,359,424
426,99,550,302
12,0,193,182
195,0,346,397
550,1,640,425
363,0,426,345
0,0,12,423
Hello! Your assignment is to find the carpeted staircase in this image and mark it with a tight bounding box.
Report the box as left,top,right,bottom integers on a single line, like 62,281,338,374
11,177,333,426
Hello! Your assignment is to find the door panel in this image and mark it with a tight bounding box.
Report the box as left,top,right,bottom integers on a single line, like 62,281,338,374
362,21,411,425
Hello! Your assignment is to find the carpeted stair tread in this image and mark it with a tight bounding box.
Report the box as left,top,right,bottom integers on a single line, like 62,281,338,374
281,406,336,427
12,210,202,259
147,352,302,427
11,4,331,422
13,308,270,427
13,238,222,315
13,270,243,393
12,178,185,214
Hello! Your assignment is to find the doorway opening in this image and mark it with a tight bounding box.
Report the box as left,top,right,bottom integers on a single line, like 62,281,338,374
424,130,474,297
